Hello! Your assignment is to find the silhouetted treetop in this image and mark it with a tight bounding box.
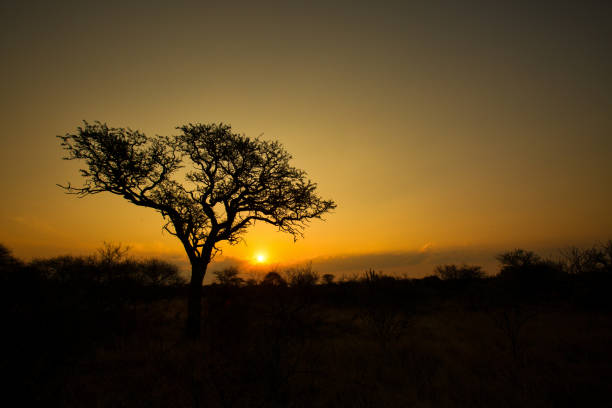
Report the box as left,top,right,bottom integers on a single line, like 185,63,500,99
0,244,21,272
435,264,484,280
59,121,336,256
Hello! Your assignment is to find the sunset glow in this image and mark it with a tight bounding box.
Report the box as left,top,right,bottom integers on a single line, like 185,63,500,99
2,3,611,405
0,1,610,280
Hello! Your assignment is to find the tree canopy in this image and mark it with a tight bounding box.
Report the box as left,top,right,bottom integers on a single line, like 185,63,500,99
59,121,336,263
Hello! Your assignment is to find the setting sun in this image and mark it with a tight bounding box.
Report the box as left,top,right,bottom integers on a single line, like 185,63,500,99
255,253,267,264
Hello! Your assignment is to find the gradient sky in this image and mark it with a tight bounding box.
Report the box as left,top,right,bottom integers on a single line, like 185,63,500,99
1,1,611,279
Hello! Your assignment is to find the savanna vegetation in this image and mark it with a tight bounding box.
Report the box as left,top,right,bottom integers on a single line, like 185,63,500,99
2,241,612,407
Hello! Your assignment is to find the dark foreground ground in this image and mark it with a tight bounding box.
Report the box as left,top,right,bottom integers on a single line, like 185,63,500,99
3,263,612,408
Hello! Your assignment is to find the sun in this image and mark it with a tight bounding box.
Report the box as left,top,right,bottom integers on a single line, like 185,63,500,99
255,252,267,264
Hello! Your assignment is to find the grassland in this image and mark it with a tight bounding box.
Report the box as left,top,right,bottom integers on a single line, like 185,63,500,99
2,245,612,407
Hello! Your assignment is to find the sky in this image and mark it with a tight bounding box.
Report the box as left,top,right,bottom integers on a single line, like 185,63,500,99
1,0,611,281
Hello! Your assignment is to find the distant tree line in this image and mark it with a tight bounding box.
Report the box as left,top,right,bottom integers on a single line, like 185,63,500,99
3,240,611,292
1,242,183,289
206,240,612,287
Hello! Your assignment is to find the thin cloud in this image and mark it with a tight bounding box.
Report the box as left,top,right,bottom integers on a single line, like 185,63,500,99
307,246,507,278
311,251,431,274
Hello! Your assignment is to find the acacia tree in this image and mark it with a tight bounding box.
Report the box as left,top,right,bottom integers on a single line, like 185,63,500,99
58,121,336,337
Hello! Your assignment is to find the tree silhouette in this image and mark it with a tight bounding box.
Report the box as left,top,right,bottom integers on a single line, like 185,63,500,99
262,271,287,286
213,266,243,286
58,121,336,337
434,264,484,280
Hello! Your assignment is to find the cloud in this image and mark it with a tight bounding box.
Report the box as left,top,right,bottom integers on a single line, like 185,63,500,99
311,251,430,275
306,246,505,278
419,242,433,253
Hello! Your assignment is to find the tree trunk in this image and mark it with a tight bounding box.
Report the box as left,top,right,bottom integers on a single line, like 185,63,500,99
186,261,206,339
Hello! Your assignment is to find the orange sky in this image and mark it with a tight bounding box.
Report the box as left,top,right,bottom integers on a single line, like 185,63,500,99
1,1,611,280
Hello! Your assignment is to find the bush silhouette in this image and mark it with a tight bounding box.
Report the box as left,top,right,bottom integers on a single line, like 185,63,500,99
322,273,335,284
262,271,287,287
434,264,484,280
285,262,319,287
131,258,183,287
26,243,183,290
0,244,21,272
96,241,130,265
496,249,563,282
561,241,612,275
214,266,244,286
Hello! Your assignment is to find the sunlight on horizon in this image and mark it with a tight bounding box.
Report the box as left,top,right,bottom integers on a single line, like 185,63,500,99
254,252,267,264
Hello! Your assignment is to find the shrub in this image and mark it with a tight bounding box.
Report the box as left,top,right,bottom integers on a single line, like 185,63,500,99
322,273,335,285
213,266,244,286
27,244,184,289
96,241,130,266
434,264,484,280
285,262,319,286
0,244,21,271
363,268,382,283
496,249,563,281
561,241,612,275
29,255,99,283
262,271,287,286
134,258,184,286
497,249,541,272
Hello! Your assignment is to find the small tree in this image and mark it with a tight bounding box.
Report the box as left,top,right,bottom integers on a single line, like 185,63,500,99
58,121,336,337
434,264,484,280
213,266,244,286
96,241,130,265
496,249,542,273
261,271,287,287
285,262,319,287
322,273,335,285
496,249,561,281
0,244,21,272
560,241,612,275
